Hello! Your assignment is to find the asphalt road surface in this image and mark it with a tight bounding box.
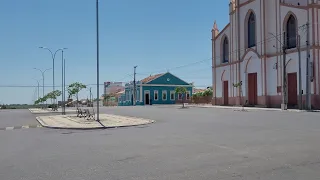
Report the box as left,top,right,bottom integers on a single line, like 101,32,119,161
1,106,320,180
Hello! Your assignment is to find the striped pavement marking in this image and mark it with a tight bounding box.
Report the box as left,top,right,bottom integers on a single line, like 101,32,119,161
0,125,42,131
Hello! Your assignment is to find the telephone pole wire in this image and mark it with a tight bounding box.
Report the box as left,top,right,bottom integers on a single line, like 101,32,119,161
281,31,288,110
133,66,137,106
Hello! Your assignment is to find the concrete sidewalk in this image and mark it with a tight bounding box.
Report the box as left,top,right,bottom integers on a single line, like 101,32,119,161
186,104,320,112
29,108,76,114
36,114,155,129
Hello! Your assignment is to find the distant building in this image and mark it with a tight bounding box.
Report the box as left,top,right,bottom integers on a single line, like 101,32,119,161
118,72,193,106
104,82,125,95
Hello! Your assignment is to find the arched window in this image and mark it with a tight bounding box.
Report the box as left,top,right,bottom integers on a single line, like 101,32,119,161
247,12,256,48
223,37,229,63
286,15,297,49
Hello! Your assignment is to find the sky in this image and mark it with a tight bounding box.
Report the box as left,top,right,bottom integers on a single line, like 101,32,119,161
0,0,229,104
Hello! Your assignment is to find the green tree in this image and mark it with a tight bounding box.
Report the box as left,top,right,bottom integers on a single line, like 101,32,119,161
202,88,213,97
175,86,187,108
233,81,244,109
34,96,49,108
68,82,87,107
47,90,62,109
103,94,112,106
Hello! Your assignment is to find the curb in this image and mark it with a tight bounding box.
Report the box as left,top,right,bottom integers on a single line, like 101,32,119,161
29,108,77,114
35,116,155,130
186,105,320,112
0,125,42,131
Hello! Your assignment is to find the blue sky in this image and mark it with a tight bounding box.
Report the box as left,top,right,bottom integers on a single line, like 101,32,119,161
0,0,228,104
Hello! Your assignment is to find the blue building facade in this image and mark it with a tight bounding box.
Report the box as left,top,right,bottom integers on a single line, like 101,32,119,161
118,72,193,106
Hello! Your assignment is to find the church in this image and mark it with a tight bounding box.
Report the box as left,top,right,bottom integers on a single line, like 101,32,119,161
211,0,320,109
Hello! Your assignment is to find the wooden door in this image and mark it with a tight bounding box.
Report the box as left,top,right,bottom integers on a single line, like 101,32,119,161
223,81,228,105
248,73,257,105
287,73,297,106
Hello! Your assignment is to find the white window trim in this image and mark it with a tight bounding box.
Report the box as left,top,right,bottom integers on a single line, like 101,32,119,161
186,91,191,100
162,90,167,100
170,91,175,100
154,90,159,101
178,93,182,100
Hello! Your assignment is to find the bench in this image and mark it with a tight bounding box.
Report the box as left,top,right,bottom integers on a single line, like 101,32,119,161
52,106,58,111
84,109,95,120
77,108,86,117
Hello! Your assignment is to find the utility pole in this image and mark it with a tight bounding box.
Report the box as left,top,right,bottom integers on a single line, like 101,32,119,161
306,20,312,110
281,31,288,110
133,66,137,106
298,35,303,110
90,87,92,106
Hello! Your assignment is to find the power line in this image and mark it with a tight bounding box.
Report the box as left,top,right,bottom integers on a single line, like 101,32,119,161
137,30,304,76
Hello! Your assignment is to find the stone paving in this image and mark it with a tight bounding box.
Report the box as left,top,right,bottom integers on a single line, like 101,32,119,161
36,113,155,129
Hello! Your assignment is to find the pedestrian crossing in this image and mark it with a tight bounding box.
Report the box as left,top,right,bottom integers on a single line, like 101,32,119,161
0,125,42,131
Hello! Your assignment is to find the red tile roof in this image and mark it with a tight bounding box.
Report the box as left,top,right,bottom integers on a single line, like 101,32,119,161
193,88,206,93
140,73,164,83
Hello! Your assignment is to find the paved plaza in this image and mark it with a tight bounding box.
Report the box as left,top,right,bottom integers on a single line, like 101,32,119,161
1,106,320,179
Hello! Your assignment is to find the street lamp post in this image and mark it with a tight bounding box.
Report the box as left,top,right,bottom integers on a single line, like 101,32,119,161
33,78,40,100
60,49,68,115
62,59,66,114
39,47,67,104
34,68,52,107
96,0,100,121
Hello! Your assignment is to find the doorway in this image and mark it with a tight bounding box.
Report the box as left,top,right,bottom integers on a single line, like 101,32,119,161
145,92,150,105
131,94,133,105
223,81,228,105
287,72,297,106
248,73,257,105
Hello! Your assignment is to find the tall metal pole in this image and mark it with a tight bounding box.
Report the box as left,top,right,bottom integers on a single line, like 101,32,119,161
298,35,303,110
39,47,67,104
90,87,92,105
42,73,45,108
34,68,52,107
281,31,287,110
61,50,65,114
63,58,66,114
42,73,45,99
96,0,100,121
133,66,137,106
237,0,241,105
33,79,40,100
37,81,40,100
306,19,311,110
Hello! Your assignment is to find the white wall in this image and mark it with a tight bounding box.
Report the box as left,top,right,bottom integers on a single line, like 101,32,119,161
282,0,308,6
215,66,230,97
266,56,278,96
238,0,262,58
214,26,231,65
240,51,262,97
213,0,319,99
